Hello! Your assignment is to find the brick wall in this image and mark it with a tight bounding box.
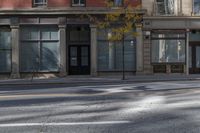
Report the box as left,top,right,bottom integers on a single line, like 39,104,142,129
0,0,32,8
0,0,141,9
48,0,70,7
86,0,105,7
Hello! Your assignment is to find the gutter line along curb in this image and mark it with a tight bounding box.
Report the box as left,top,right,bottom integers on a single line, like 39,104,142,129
0,78,198,86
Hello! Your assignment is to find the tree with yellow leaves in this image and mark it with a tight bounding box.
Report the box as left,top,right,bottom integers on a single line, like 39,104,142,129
85,0,142,80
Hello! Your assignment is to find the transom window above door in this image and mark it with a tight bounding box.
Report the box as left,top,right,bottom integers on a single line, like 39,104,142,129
155,0,177,15
33,0,47,7
72,0,85,6
194,0,200,15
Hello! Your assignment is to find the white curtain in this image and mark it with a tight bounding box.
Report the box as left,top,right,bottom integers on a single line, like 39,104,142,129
165,0,174,14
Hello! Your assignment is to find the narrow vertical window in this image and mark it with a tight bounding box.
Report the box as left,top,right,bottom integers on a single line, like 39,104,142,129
194,0,200,15
0,28,11,73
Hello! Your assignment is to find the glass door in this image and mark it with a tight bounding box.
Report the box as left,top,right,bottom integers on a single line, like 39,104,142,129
189,43,200,73
69,45,90,75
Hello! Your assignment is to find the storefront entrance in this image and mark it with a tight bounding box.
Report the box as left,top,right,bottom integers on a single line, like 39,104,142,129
189,43,200,74
67,25,90,75
69,45,90,75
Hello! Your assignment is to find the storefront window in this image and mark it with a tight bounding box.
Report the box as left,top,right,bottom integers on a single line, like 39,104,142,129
151,32,186,63
97,29,136,71
20,26,60,72
0,28,11,72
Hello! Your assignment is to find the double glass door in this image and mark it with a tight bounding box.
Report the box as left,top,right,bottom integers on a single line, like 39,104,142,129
69,45,90,75
189,44,200,73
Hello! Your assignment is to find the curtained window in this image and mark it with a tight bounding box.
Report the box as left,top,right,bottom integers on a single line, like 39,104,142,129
151,31,186,63
155,0,175,15
194,0,200,15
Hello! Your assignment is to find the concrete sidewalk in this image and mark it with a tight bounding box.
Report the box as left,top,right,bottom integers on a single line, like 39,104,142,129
0,74,200,86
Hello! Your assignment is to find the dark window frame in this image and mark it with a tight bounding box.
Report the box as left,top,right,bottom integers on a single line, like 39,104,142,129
20,25,60,73
71,0,86,7
151,30,187,64
33,0,47,7
193,0,200,15
0,27,12,73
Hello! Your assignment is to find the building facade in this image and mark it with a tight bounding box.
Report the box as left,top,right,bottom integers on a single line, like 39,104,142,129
0,0,143,78
142,0,200,75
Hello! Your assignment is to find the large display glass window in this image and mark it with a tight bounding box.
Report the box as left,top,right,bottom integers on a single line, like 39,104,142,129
0,28,11,73
97,29,136,71
20,26,60,72
151,31,186,63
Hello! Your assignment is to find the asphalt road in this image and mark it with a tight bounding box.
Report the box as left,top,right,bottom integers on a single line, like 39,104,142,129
1,81,200,133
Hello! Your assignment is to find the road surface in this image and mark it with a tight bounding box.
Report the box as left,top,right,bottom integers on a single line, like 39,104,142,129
0,81,200,133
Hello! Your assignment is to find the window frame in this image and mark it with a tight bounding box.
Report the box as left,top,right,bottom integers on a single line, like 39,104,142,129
33,0,47,7
154,0,177,16
112,0,123,7
97,28,136,72
20,26,60,72
0,27,12,73
71,0,86,7
193,0,200,15
151,30,187,64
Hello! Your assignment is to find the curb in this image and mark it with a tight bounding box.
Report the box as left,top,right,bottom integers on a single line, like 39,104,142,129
0,78,199,86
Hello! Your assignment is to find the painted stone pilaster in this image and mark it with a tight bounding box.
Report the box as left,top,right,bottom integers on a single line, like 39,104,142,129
59,24,67,76
136,24,144,74
90,25,97,76
10,18,20,78
185,29,189,75
143,30,153,74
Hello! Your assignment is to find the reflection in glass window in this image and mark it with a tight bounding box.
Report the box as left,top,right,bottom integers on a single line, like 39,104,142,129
97,29,136,71
0,28,11,72
114,0,123,7
196,46,200,67
72,0,85,6
33,0,47,7
194,0,200,15
152,33,186,63
156,0,175,15
20,26,60,72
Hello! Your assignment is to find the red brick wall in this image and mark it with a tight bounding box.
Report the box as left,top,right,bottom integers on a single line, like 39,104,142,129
86,0,141,7
86,0,106,7
0,0,32,8
48,0,106,7
0,0,141,8
48,0,70,7
127,0,141,7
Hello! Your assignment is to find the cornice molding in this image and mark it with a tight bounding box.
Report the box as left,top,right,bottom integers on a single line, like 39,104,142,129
0,8,146,15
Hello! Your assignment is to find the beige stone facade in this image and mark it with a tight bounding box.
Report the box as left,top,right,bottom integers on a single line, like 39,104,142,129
142,0,200,75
